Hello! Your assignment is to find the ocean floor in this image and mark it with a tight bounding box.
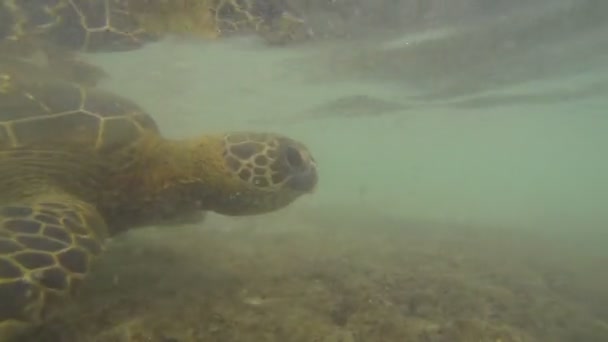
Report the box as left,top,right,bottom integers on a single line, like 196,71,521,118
22,34,608,341
25,206,608,342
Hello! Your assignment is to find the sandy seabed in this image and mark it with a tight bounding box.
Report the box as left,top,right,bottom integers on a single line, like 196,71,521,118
19,204,607,342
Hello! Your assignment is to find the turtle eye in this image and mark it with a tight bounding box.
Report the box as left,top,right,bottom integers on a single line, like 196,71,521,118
285,146,303,168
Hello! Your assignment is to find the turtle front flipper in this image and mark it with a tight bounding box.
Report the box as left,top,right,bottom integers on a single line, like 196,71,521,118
0,197,107,341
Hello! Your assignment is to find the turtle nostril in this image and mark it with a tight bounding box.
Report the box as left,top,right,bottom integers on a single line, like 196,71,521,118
285,146,304,168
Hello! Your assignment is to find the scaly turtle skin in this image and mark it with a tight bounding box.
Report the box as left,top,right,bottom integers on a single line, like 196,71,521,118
0,60,318,340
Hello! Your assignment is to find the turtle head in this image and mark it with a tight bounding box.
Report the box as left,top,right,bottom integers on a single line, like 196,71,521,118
195,132,318,216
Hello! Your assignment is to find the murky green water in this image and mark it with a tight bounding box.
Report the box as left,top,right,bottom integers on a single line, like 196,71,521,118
2,1,608,341
91,18,608,235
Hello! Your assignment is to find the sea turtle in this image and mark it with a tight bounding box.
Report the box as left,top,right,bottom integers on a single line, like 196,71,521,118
0,60,318,340
0,0,310,86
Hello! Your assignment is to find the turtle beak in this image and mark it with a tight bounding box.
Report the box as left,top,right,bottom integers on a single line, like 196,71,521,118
282,144,318,193
287,168,317,193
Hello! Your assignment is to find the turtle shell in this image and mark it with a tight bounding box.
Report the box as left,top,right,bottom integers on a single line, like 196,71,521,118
0,62,159,153
0,0,156,52
40,0,157,52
